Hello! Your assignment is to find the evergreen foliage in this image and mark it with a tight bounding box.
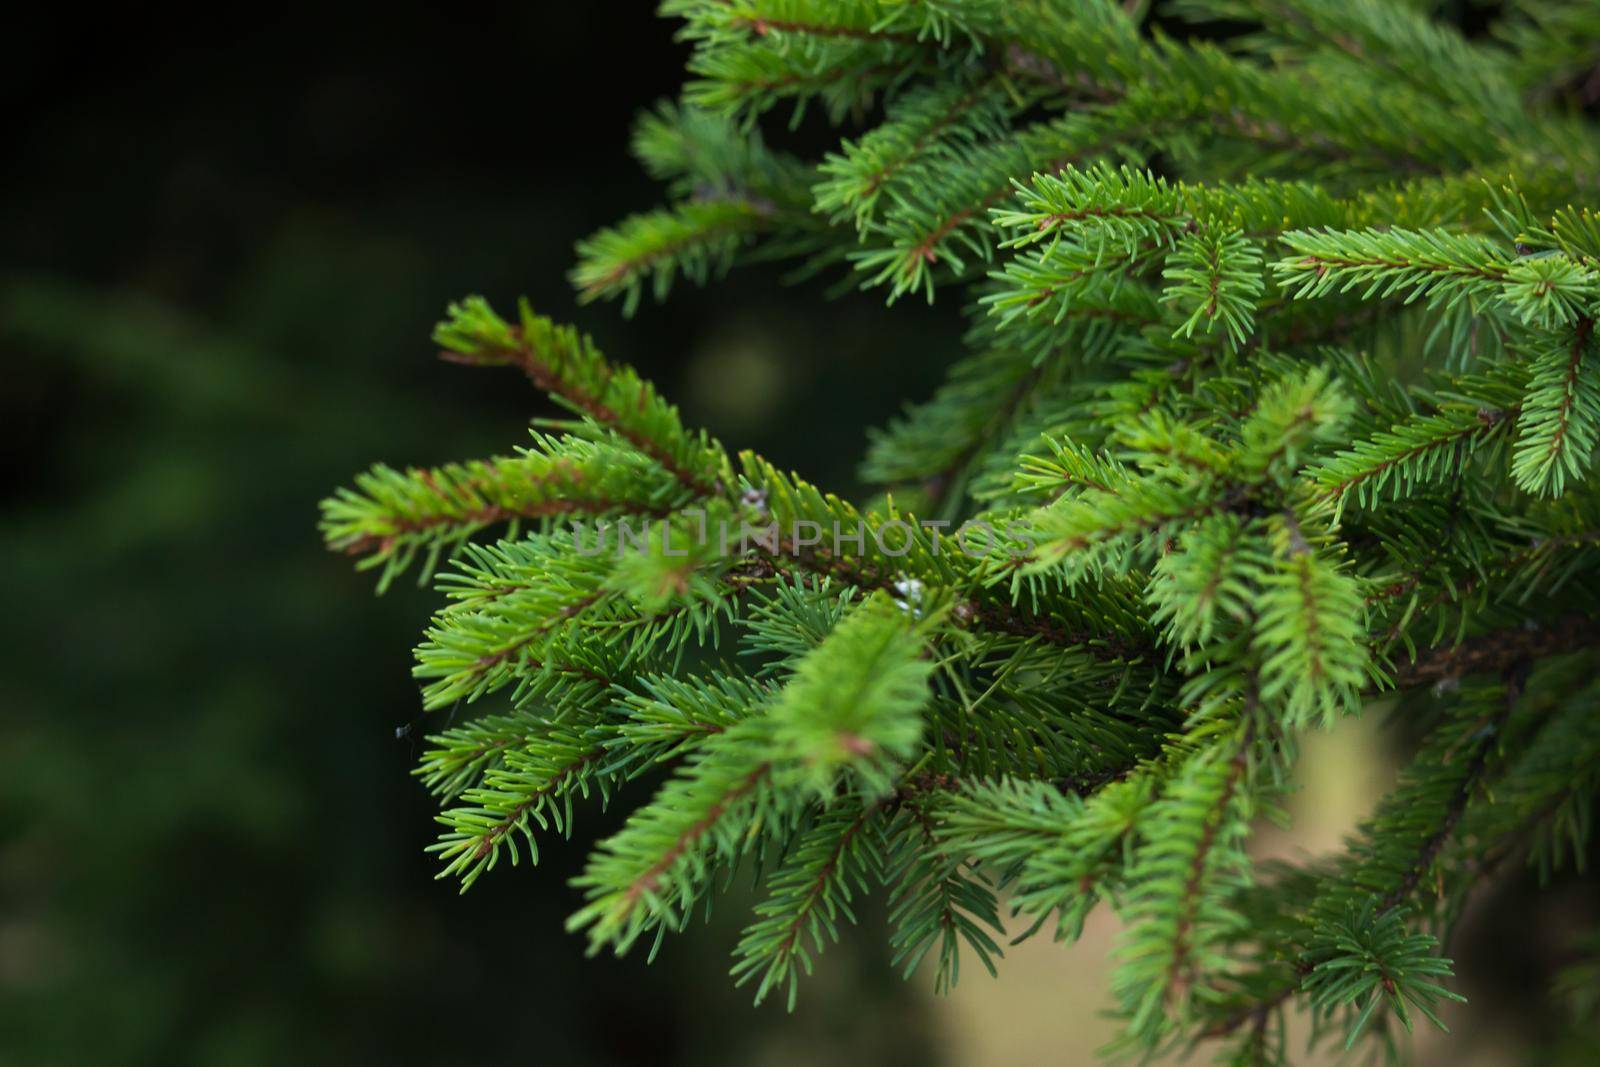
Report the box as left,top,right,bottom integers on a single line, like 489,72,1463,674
323,2,1600,1060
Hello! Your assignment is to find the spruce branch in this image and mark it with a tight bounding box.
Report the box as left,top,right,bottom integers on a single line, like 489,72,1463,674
434,298,727,497
882,805,1006,995
1512,316,1600,496
731,797,880,1008
325,2,1600,1055
1302,904,1466,1049
321,439,686,589
1111,714,1262,1048
571,199,777,312
568,718,780,954
1390,613,1600,690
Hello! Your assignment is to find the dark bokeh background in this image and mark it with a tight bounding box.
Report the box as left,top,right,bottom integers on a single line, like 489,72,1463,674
1,7,957,1064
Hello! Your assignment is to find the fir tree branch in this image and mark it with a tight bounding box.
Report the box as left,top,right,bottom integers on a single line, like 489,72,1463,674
322,442,686,588
435,299,726,497
326,2,1600,1049
436,749,601,884
621,761,773,911
1377,666,1524,912
1512,315,1600,496
726,12,920,46
731,798,881,1007
1390,614,1600,690
1166,729,1254,992
571,199,777,311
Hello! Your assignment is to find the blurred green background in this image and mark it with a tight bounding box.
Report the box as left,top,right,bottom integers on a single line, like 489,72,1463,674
2,6,1591,1066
